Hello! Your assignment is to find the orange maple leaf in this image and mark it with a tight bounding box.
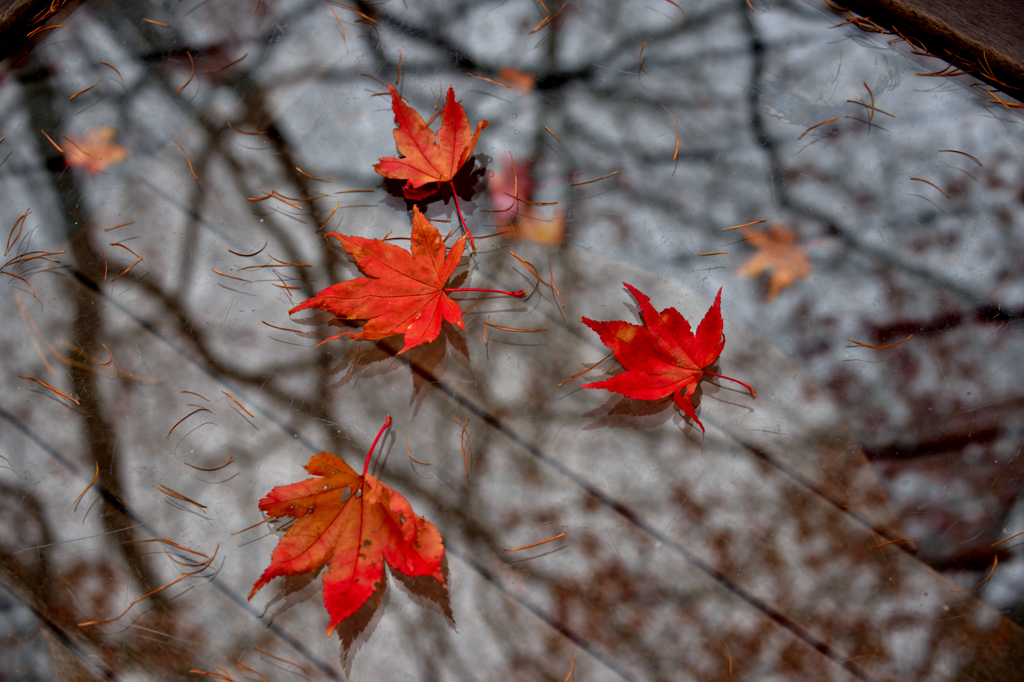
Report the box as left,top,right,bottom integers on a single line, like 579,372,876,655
63,127,128,174
290,206,522,353
374,84,488,195
509,206,565,245
497,66,536,93
249,416,444,636
734,223,811,302
374,85,487,248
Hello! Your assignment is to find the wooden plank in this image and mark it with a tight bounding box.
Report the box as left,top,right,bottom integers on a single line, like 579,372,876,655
839,0,1024,98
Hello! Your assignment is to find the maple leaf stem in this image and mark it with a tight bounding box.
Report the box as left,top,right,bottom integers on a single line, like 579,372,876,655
444,287,525,297
449,181,475,251
363,414,393,476
703,370,757,398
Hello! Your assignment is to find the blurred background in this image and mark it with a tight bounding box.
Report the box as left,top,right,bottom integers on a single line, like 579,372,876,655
0,0,1022,679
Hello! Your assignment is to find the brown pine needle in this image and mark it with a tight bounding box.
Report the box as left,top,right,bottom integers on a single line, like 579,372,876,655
325,1,375,23
72,462,99,511
228,242,268,257
722,640,733,674
504,192,557,206
166,408,212,439
41,130,64,154
699,251,728,256
797,117,837,140
18,375,79,404
549,262,564,308
454,418,471,477
664,0,684,13
211,268,249,282
638,39,649,76
848,333,913,349
992,531,1024,547
672,117,680,160
317,201,341,232
832,48,844,84
100,62,125,88
846,99,895,119
268,191,325,203
221,390,255,417
111,256,143,281
406,435,431,466
62,135,101,160
296,167,332,182
564,653,574,681
231,517,270,536
468,72,510,88
331,7,347,39
227,120,269,136
529,4,563,34
188,670,234,681
721,218,766,231
68,79,101,101
185,457,234,472
142,18,171,27
205,53,248,73
180,390,210,402
870,537,919,550
917,67,970,77
103,221,134,232
126,538,209,558
110,242,141,259
951,556,998,592
4,271,36,296
175,51,195,95
26,24,66,38
425,109,443,127
6,208,29,255
545,126,561,143
174,140,198,179
262,321,308,335
557,350,614,387
504,531,567,551
81,572,189,626
510,251,547,284
939,149,983,167
254,647,308,674
485,321,546,333
569,170,618,186
78,546,219,626
157,484,207,510
235,664,268,682
909,177,949,198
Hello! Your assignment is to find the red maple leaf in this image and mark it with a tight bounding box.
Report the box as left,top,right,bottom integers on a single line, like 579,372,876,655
374,84,487,248
289,206,522,353
249,416,445,636
64,127,129,175
581,283,755,433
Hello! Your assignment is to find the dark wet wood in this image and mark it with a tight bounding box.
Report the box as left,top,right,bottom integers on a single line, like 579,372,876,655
844,0,1024,97
0,0,81,74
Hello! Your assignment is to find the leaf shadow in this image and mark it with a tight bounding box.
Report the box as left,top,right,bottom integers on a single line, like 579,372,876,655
259,568,323,626
390,554,454,627
327,323,470,414
380,155,489,211
337,574,390,675
582,384,708,432
335,557,453,676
